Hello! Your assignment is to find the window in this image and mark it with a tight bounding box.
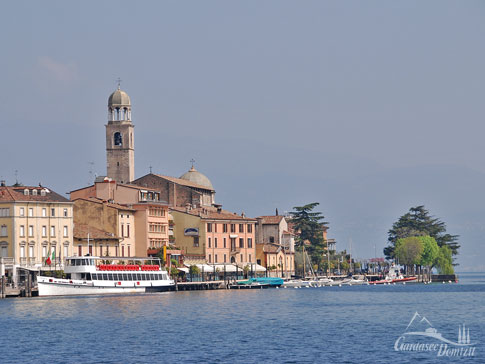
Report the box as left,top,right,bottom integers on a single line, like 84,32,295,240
224,254,227,263
239,238,244,248
51,226,56,237
63,226,68,237
28,225,34,237
1,246,8,258
247,224,252,233
121,224,124,237
207,223,212,232
240,254,243,262
51,208,55,217
214,223,218,233
122,245,125,257
78,245,82,257
64,245,68,259
20,208,25,217
223,238,226,249
208,237,211,248
215,254,218,263
193,236,199,247
128,245,131,256
239,224,244,233
42,208,46,217
223,224,228,233
230,238,236,250
32,189,37,196
208,254,211,263
127,224,130,237
42,226,47,237
269,236,275,243
20,245,25,258
29,245,34,258
20,225,25,237
114,132,123,146
63,208,68,217
215,238,218,248
230,224,236,233
28,208,33,217
42,246,47,258
0,225,7,237
248,238,253,248
0,208,9,217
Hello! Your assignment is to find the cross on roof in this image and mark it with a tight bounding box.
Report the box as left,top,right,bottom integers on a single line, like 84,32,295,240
116,77,122,89
190,159,196,168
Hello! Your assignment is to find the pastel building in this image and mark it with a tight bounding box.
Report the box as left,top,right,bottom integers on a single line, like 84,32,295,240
255,215,296,277
72,197,136,257
0,182,74,284
70,178,169,257
170,206,257,267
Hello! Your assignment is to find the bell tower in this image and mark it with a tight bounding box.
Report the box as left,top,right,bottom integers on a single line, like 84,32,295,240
106,83,135,184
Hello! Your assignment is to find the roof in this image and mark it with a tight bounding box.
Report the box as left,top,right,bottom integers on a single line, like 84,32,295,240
73,223,119,240
171,206,256,221
108,87,131,106
151,173,215,192
257,215,285,225
72,197,135,211
0,186,70,203
179,166,214,190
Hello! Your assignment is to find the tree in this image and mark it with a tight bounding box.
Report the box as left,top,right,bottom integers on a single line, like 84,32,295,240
418,236,440,268
290,203,328,269
435,245,454,275
394,237,423,274
385,206,459,260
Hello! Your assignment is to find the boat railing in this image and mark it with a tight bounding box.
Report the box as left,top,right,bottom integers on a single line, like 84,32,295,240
97,264,160,271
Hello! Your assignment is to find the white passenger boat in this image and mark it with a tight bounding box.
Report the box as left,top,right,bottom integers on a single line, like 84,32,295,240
38,256,175,296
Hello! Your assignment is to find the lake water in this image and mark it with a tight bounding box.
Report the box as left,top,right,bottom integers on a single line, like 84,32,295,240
1,273,484,363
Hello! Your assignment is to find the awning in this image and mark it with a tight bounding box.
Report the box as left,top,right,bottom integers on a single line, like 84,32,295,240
177,267,189,273
241,263,267,272
211,264,239,273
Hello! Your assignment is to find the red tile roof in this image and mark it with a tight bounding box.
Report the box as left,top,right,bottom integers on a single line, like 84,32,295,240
73,197,135,211
152,174,215,191
0,186,70,203
171,206,256,221
257,215,285,225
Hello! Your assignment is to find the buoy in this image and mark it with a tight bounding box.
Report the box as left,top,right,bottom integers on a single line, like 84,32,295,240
338,284,342,287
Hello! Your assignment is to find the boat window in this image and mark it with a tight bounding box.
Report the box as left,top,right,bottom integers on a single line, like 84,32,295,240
92,273,97,280
90,259,94,266
136,273,141,281
163,273,168,280
149,273,154,280
122,273,128,281
108,273,113,280
86,273,91,280
102,273,108,280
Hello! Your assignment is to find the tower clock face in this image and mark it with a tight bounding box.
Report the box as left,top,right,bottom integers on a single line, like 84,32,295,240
114,132,123,146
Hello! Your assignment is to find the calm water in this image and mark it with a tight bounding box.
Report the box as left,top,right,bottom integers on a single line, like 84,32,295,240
1,274,484,363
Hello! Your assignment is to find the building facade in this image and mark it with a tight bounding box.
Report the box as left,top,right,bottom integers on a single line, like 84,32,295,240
0,183,74,283
170,206,257,267
70,179,169,257
72,197,135,257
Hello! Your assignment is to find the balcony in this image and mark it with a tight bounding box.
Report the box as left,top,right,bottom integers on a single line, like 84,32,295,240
230,247,240,255
0,257,14,267
19,257,37,267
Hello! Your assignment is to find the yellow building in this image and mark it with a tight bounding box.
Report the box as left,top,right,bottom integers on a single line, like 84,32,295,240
72,197,136,257
0,183,74,284
256,243,295,278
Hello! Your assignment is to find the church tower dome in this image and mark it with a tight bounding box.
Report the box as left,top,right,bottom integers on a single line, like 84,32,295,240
105,81,135,184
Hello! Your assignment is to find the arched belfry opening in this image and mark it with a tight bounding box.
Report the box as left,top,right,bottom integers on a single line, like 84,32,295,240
106,82,135,184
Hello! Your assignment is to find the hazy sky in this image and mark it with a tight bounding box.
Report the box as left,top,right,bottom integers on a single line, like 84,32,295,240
1,1,484,270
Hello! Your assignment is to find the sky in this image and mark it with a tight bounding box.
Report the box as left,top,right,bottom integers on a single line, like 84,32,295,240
1,1,484,270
